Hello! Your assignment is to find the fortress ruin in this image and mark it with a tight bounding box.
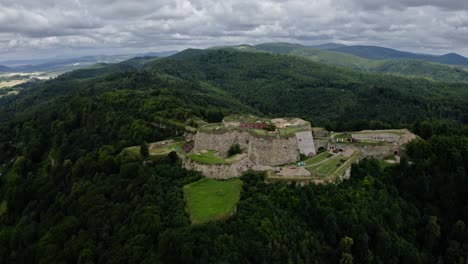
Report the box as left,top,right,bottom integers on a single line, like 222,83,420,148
137,115,417,183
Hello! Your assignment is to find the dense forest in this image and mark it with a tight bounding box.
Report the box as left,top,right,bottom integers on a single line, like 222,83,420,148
225,42,468,83
150,49,468,130
0,49,467,263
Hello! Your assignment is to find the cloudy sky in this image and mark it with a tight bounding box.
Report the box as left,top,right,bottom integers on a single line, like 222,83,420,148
2,0,468,60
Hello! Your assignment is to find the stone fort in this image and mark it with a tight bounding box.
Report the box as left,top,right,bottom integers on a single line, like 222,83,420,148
183,115,416,180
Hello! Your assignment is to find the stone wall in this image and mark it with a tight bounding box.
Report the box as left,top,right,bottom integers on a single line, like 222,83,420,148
193,131,251,158
296,131,316,156
314,139,329,152
248,136,299,166
182,157,253,179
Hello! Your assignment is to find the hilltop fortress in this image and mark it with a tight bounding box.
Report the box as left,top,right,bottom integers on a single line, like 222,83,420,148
193,116,316,165
184,115,316,178
180,115,417,181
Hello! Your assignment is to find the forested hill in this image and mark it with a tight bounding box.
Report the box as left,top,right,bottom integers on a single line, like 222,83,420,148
331,45,468,66
149,49,468,129
0,48,467,263
221,43,468,82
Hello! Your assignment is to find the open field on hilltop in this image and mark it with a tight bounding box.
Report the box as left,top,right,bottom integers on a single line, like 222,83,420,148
188,150,244,164
353,129,407,135
188,150,225,164
149,141,185,155
252,129,268,136
198,123,233,134
223,114,269,124
183,178,243,224
122,140,186,158
279,126,309,137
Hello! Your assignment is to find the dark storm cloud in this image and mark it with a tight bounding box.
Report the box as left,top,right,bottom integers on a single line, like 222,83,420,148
1,0,468,60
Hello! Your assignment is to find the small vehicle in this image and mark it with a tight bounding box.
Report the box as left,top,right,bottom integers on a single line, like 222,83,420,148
290,166,296,169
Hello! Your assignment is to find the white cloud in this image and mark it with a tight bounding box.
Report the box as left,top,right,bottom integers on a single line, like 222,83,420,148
1,0,468,60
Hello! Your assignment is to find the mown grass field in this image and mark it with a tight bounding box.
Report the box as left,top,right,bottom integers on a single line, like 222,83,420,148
306,154,346,176
183,178,243,225
303,151,330,166
189,150,244,164
188,150,225,164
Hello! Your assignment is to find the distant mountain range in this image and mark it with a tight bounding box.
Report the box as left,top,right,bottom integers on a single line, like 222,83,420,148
316,44,468,66
4,42,468,83
0,65,12,72
213,42,468,82
0,51,178,73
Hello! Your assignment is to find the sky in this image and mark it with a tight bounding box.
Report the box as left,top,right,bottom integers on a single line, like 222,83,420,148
2,0,468,60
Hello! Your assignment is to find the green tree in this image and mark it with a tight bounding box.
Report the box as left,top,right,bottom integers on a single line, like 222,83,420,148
339,237,354,264
204,109,224,123
140,142,149,158
424,216,441,251
228,143,241,156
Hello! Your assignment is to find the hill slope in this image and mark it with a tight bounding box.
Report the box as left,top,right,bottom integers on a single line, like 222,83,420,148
332,45,468,66
0,49,467,263
0,65,12,72
148,49,467,128
249,43,468,82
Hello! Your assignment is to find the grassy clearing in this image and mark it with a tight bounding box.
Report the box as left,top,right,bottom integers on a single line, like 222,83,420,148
198,123,233,134
150,141,185,155
122,140,186,158
223,115,269,124
330,151,362,179
378,159,398,168
304,151,330,166
353,130,405,135
224,154,245,163
189,150,225,164
306,155,345,176
315,156,345,175
252,129,268,136
279,126,308,137
183,178,243,225
123,146,141,156
383,154,397,161
189,150,245,165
